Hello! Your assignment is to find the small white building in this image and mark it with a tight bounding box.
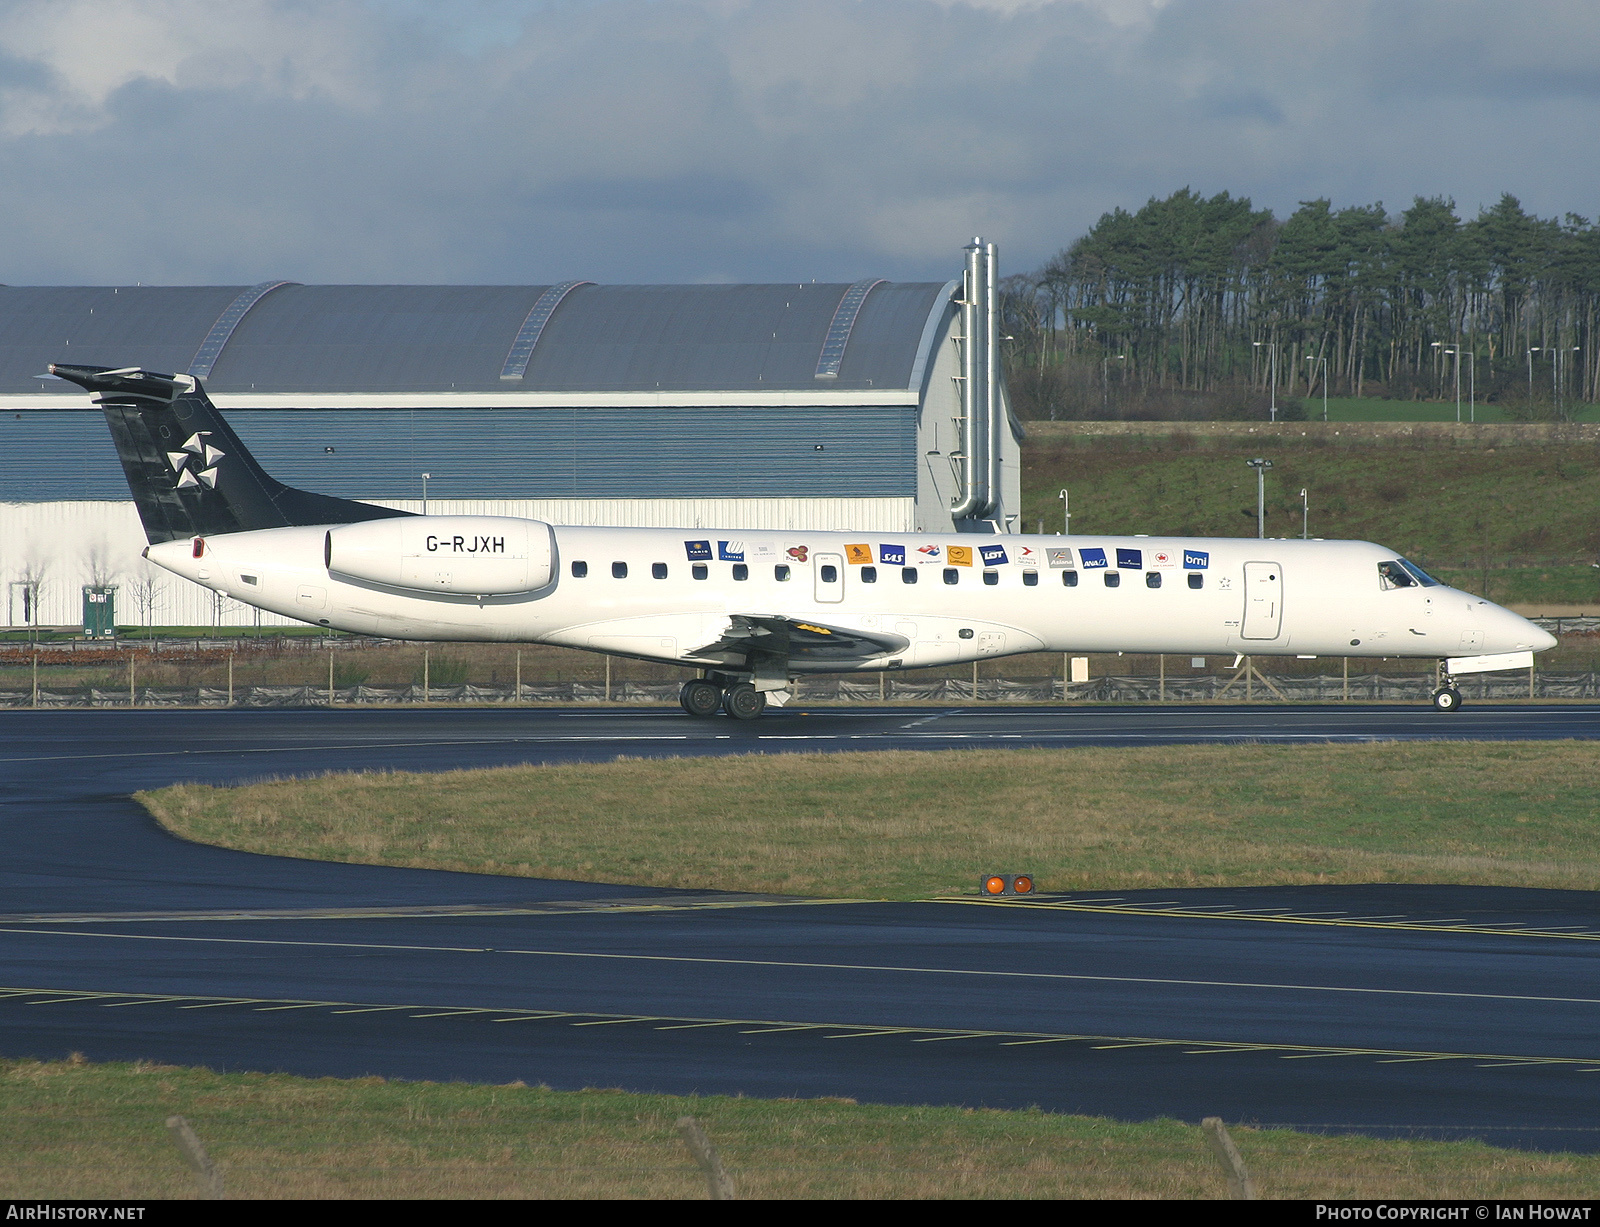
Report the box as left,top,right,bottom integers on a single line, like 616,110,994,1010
0,243,1020,628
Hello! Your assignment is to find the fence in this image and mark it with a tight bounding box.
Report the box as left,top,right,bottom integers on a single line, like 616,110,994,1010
3,671,1596,708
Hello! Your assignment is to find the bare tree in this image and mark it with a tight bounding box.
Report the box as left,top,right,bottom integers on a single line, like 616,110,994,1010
126,560,165,629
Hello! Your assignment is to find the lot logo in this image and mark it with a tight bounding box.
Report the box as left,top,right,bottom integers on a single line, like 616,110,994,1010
684,540,712,561
718,540,745,562
879,544,906,566
167,431,224,491
1116,547,1142,569
1078,547,1108,569
1183,550,1210,570
979,544,1008,567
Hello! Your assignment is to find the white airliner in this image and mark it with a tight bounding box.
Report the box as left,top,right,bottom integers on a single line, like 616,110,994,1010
55,362,1556,718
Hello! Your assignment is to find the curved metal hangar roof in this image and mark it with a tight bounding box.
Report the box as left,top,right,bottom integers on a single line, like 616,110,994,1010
1,281,952,395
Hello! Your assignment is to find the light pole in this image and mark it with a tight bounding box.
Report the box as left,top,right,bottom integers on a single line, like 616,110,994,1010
1247,458,1273,539
1433,341,1461,423
1444,348,1476,423
1300,487,1308,539
421,472,431,516
1058,488,1071,535
1253,341,1278,422
1305,353,1328,421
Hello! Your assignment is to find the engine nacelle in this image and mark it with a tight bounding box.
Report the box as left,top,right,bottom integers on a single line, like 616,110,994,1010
326,516,554,595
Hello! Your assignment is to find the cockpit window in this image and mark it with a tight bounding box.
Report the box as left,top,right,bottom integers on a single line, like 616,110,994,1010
1396,558,1440,587
1379,560,1419,590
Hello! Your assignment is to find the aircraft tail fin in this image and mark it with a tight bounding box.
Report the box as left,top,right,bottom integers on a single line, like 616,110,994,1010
50,363,412,545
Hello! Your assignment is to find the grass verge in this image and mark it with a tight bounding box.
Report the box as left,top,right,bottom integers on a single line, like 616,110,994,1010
1,1056,1596,1199
139,741,1600,898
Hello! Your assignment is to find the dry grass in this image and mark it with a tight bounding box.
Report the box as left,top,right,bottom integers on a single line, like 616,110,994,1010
140,741,1600,898
1,1057,1596,1200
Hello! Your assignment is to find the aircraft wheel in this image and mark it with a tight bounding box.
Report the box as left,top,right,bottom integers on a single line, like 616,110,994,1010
679,679,723,718
1430,686,1463,712
722,683,767,720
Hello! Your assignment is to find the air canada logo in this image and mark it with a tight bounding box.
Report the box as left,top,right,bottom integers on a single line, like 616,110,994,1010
166,431,224,491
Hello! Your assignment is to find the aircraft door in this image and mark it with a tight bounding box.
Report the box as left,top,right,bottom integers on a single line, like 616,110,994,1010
1240,562,1283,640
814,552,844,603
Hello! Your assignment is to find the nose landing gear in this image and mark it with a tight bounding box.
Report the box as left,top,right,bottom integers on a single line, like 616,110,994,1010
1430,662,1463,711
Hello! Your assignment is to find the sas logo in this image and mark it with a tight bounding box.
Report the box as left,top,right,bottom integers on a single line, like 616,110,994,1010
785,545,809,563
718,540,745,562
845,543,873,565
1046,547,1074,569
684,540,712,561
1116,547,1143,569
979,544,1008,567
1078,547,1108,569
917,545,941,559
947,545,973,566
879,544,906,566
1183,550,1210,570
168,431,224,491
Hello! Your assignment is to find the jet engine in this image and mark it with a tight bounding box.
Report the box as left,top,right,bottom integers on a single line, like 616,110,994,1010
325,516,554,595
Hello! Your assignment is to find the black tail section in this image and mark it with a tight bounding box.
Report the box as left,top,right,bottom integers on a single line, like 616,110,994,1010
51,363,412,545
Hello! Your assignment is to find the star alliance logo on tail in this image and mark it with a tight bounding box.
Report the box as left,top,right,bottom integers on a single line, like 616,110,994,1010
166,431,224,490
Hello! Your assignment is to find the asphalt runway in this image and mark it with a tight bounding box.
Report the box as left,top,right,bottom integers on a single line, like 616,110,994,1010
2,702,1600,1152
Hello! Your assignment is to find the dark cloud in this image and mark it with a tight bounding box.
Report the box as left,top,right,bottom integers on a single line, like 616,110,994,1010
0,0,1593,286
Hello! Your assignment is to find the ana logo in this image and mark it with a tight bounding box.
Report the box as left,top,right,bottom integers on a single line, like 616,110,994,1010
1078,547,1108,569
167,431,224,491
1116,547,1143,569
979,544,1008,567
1183,550,1210,570
879,544,906,566
717,540,745,562
785,545,809,563
684,540,712,561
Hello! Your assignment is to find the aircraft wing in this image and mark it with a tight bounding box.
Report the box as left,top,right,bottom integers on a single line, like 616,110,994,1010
684,614,909,668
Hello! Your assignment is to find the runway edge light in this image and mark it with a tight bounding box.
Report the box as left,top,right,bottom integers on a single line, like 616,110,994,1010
981,874,1036,897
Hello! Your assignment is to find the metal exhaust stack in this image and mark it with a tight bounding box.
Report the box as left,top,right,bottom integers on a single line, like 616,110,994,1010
951,237,1001,524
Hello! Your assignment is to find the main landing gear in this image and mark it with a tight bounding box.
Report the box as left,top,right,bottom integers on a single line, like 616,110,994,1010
678,678,768,720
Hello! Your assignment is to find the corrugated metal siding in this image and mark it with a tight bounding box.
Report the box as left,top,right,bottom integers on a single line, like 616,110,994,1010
0,498,913,627
0,406,917,501
0,283,952,395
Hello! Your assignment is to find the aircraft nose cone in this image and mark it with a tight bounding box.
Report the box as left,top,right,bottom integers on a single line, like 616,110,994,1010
1531,624,1559,652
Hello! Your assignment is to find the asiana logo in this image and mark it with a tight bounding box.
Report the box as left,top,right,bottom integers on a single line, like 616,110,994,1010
166,431,225,491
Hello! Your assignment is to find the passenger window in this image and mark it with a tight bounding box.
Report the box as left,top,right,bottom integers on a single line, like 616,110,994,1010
571,561,588,578
1062,571,1078,588
733,563,748,581
652,562,668,580
943,568,959,585
820,564,838,583
1022,571,1038,587
982,570,998,586
860,566,876,583
612,562,627,579
692,563,708,581
774,564,791,581
1104,572,1120,588
1188,573,1203,590
902,568,918,584
1146,572,1161,588
240,574,258,586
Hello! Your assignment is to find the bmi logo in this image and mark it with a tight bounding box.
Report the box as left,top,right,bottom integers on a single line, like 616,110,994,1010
166,432,224,490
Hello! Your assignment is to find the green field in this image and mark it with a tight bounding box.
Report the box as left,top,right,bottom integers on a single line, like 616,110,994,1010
3,1056,1593,1200
1021,432,1600,604
140,741,1600,899
1303,397,1600,424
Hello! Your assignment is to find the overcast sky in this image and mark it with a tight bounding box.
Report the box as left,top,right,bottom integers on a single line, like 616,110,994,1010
0,0,1595,286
